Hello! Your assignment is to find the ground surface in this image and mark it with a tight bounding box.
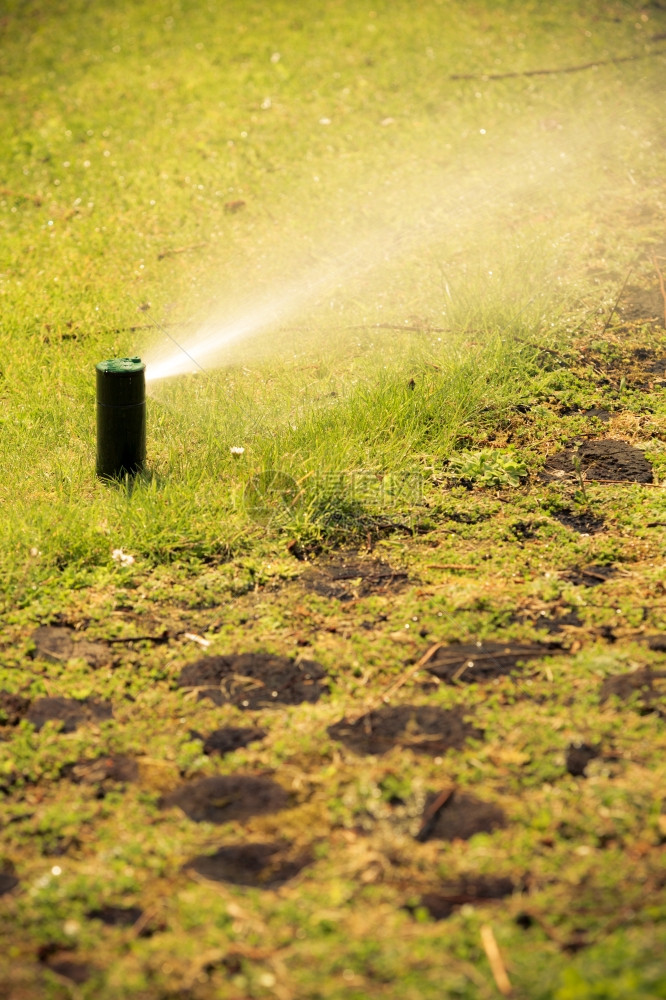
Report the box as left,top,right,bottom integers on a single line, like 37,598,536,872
1,2,666,998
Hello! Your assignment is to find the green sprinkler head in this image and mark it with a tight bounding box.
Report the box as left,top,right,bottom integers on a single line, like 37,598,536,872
96,357,146,479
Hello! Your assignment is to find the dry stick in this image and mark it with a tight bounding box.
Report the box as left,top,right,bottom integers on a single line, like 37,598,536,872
600,265,634,338
449,38,666,80
586,478,664,488
480,924,513,997
652,254,666,328
349,642,446,723
428,563,478,571
415,786,455,842
157,241,208,260
0,186,43,205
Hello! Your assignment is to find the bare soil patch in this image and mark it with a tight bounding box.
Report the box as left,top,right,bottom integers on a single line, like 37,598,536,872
29,625,112,668
87,905,144,928
552,510,606,534
302,557,407,601
542,439,653,484
619,287,666,330
186,841,312,887
416,790,508,843
0,865,19,896
177,653,328,709
39,948,93,984
0,691,31,726
409,875,516,919
191,726,267,756
565,741,600,776
424,641,563,684
599,668,666,715
328,705,482,756
25,697,113,733
161,774,289,823
564,564,618,587
63,755,138,785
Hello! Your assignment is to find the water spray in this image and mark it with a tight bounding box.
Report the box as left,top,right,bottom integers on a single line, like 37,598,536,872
96,357,146,479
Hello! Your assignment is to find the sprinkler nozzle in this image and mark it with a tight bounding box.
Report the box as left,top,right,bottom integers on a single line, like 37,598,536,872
96,357,146,479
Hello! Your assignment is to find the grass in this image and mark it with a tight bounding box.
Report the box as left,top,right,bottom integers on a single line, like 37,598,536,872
2,1,666,997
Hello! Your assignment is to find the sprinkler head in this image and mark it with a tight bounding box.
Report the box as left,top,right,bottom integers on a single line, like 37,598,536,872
96,357,146,479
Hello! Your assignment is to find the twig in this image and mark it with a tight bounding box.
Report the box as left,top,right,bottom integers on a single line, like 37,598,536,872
480,924,512,996
348,322,449,333
157,241,208,260
600,266,634,337
0,186,42,205
105,631,171,644
415,786,455,842
450,38,666,81
349,642,446,723
428,563,478,571
584,478,663,487
652,254,666,328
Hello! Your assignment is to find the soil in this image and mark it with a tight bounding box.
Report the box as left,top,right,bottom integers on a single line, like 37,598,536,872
161,774,290,823
0,691,31,726
64,755,139,785
25,697,113,733
424,641,563,684
39,951,93,984
177,653,328,709
599,668,666,714
0,869,19,896
542,439,653,484
87,905,144,927
302,557,408,601
410,875,516,919
327,705,482,756
416,790,508,843
534,610,584,633
559,406,611,423
191,726,267,756
564,564,618,587
552,510,606,534
565,742,600,777
619,287,666,329
186,841,312,887
29,625,112,668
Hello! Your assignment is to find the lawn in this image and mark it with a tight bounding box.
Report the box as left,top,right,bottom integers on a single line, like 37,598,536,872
1,1,666,997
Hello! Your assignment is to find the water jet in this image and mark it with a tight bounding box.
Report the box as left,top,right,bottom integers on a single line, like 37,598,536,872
96,357,146,479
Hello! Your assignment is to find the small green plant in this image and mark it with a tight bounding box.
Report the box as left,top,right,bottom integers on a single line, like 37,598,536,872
447,448,528,488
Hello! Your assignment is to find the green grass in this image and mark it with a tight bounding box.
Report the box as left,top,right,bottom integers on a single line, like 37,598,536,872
2,1,666,997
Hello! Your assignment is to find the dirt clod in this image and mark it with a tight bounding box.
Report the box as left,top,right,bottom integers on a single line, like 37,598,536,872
25,697,113,733
328,705,482,756
416,790,507,842
553,510,606,534
424,641,563,684
65,755,138,785
191,726,267,756
0,865,19,896
564,564,618,587
302,557,407,601
29,625,112,667
162,774,289,823
565,742,600,777
0,691,31,726
186,841,312,887
411,875,515,919
41,954,93,984
178,653,328,709
87,905,144,927
542,439,653,484
599,668,666,714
